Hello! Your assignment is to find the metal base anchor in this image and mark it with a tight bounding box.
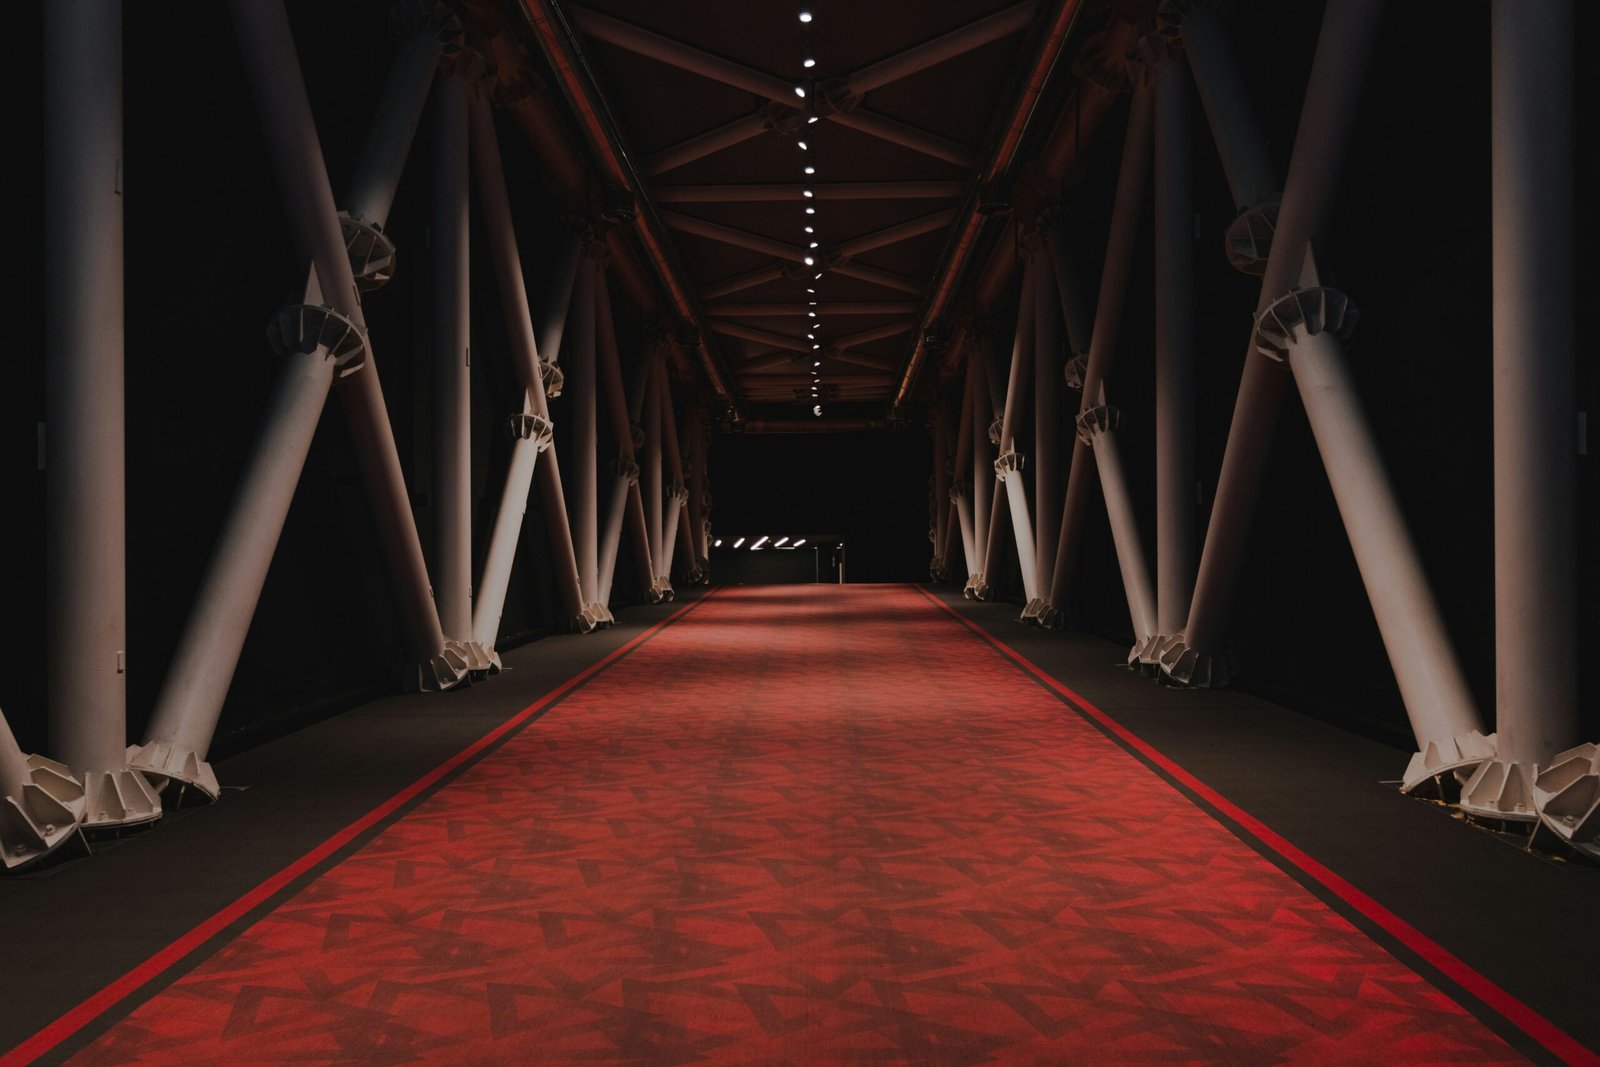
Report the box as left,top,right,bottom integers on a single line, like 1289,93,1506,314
1156,633,1236,687
576,602,616,633
1130,633,1168,673
1223,199,1279,275
647,577,676,604
1019,597,1060,628
1,755,88,872
455,639,498,674
79,765,165,828
1458,754,1540,823
1530,743,1599,861
127,740,221,803
962,574,990,600
415,643,470,692
1399,729,1496,796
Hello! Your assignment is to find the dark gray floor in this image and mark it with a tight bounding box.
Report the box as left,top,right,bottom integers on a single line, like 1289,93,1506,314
2,584,1594,1061
928,587,1598,1060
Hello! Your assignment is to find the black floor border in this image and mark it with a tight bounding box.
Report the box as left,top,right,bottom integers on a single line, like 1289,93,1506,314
913,584,1578,1066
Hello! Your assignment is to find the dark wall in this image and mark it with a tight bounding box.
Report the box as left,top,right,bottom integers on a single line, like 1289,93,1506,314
5,1,618,755
955,2,1598,745
709,430,929,583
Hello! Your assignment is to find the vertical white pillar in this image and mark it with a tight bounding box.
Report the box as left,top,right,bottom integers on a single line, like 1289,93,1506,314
1463,0,1580,819
45,0,162,827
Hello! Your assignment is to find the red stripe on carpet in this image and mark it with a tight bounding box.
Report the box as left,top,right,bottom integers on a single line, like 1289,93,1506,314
1,596,707,1067
16,586,1574,1064
912,584,1598,1067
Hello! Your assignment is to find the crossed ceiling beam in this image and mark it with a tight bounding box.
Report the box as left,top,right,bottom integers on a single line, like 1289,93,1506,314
569,3,1028,168
655,181,967,203
705,301,918,317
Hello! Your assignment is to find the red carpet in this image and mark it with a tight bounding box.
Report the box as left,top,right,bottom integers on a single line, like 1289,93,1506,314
54,586,1532,1063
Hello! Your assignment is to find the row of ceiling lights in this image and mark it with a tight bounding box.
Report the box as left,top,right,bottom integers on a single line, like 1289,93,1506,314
795,6,824,416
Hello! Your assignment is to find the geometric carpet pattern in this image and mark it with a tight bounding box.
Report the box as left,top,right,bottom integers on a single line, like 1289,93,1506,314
68,585,1523,1064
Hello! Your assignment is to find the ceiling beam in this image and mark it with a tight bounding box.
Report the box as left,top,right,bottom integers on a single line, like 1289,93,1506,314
834,208,959,258
839,2,1037,96
660,211,807,262
830,261,923,295
835,320,916,350
705,301,919,317
708,319,813,354
567,6,795,105
701,264,787,299
831,350,900,371
654,181,968,203
645,112,770,176
826,109,974,167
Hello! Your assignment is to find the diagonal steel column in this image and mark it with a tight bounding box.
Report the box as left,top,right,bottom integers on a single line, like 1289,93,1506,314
834,210,959,259
134,2,462,801
1463,0,1581,823
44,0,161,827
929,407,951,580
1151,45,1196,651
998,260,1039,605
469,94,553,652
1048,81,1154,647
235,0,458,680
1164,2,1379,683
432,63,490,670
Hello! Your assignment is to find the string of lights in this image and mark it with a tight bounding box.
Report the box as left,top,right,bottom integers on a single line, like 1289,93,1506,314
797,5,823,416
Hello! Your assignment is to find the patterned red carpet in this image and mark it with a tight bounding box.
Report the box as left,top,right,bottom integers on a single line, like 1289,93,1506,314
67,585,1523,1064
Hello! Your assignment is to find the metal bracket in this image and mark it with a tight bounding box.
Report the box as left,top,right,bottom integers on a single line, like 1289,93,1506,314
1075,404,1122,443
338,215,399,291
268,303,368,377
539,358,565,398
1223,199,1280,275
1,755,87,872
1530,743,1600,860
993,450,1026,481
1253,285,1358,362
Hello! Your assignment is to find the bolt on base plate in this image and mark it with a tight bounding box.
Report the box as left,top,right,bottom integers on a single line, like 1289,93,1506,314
79,766,165,828
1529,743,1599,861
1156,633,1236,688
1,755,88,872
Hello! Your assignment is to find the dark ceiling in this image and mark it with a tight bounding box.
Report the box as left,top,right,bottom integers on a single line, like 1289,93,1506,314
517,0,1086,422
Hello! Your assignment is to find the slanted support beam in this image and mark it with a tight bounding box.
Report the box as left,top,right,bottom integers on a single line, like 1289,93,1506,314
661,211,807,262
641,351,670,601
1464,0,1583,825
470,92,555,653
133,0,463,802
830,262,924,295
1027,234,1063,624
997,261,1039,605
1051,76,1155,655
43,0,159,828
657,375,690,588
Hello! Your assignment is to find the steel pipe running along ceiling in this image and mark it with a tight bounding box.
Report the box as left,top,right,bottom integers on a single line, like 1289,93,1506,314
507,0,742,419
888,0,1091,415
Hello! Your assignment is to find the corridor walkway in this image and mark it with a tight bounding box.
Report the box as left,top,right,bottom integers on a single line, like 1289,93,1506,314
17,587,1548,1063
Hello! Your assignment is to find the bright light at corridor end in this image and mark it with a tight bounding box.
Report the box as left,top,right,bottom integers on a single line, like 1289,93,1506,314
798,7,812,22
732,537,746,548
